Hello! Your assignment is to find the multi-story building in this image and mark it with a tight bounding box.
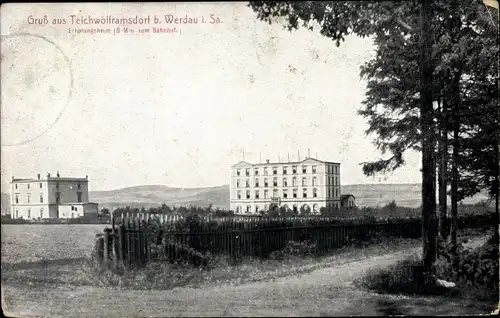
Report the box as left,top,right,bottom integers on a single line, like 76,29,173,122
229,157,342,214
10,172,98,220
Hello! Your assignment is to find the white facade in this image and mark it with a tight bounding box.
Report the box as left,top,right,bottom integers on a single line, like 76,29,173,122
10,172,98,220
229,158,342,214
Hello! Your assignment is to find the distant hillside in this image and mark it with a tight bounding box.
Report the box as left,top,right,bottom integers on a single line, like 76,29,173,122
342,184,490,208
0,183,492,214
88,185,230,211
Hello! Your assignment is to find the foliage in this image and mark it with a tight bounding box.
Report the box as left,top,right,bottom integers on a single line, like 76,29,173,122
435,235,499,301
269,240,318,260
355,254,445,295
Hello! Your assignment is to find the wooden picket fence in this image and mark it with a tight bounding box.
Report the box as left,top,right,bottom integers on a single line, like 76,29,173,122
93,211,497,270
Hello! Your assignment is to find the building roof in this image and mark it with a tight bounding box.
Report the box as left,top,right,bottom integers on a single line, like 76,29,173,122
340,194,356,200
232,157,340,168
11,176,89,183
58,202,98,205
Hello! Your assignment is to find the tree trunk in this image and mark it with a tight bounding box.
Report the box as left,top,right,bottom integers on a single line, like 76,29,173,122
420,0,437,275
438,98,449,242
449,5,462,263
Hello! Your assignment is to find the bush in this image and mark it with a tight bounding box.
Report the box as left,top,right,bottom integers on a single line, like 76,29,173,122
355,255,453,296
435,235,499,301
269,240,318,260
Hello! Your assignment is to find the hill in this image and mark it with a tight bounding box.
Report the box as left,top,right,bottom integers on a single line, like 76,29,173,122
0,183,492,215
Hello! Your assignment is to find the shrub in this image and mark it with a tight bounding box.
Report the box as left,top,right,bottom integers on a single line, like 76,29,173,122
269,240,318,260
435,235,499,301
355,255,453,296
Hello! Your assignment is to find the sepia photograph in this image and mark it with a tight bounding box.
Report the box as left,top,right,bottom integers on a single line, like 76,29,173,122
1,1,499,316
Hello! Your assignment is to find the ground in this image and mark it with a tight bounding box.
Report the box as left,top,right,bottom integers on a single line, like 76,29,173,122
2,235,496,317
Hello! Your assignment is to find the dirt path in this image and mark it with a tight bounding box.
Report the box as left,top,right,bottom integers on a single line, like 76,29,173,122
1,237,490,317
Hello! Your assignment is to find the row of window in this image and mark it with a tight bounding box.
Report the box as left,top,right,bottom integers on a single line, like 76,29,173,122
236,165,340,176
237,165,317,176
14,207,78,219
236,176,325,188
14,182,81,190
236,187,340,200
14,192,83,204
236,188,319,199
235,203,320,214
15,207,44,219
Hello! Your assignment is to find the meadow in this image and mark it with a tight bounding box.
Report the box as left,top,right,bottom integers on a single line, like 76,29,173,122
1,224,107,265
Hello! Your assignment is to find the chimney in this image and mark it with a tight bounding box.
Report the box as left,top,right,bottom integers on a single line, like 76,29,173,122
86,175,88,180
57,171,60,177
266,159,270,164
47,172,51,178
37,173,40,180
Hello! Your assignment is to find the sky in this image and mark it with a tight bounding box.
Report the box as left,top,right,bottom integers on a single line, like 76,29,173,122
0,2,422,192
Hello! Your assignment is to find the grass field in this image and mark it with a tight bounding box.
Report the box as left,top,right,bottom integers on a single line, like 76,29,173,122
1,224,107,265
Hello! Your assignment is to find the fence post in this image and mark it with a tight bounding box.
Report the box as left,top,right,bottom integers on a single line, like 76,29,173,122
118,223,125,268
103,228,112,268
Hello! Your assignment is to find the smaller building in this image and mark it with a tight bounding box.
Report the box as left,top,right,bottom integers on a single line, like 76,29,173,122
340,194,356,209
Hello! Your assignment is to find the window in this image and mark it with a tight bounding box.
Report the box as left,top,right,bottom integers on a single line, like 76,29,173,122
15,194,19,204
15,184,18,189
77,192,82,203
28,209,31,219
26,194,31,203
264,178,268,187
302,166,307,173
237,191,241,199
71,213,75,218
237,169,241,176
255,190,260,199
264,204,268,211
245,168,250,176
56,182,60,189
255,178,259,187
39,183,42,188
27,183,30,189
255,205,259,213
273,167,277,175
283,167,287,174
254,168,259,175
292,166,297,174
77,183,81,190
313,204,319,213
245,179,250,187
273,177,278,187
15,209,19,218
236,206,241,213
273,189,278,197
312,177,317,186
302,177,307,186
283,190,288,198
293,189,297,198
56,192,61,204
264,190,269,199
263,167,268,175
313,188,318,198
246,190,251,199
246,205,251,213
236,179,240,188
292,177,297,186
40,193,43,203
303,189,307,198
40,208,44,218
283,178,288,187
312,166,316,173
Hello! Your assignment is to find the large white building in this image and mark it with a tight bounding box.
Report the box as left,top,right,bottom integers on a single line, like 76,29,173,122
229,157,342,214
10,172,98,220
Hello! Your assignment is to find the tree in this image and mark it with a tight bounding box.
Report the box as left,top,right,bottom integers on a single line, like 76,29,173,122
249,0,499,273
249,0,438,274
